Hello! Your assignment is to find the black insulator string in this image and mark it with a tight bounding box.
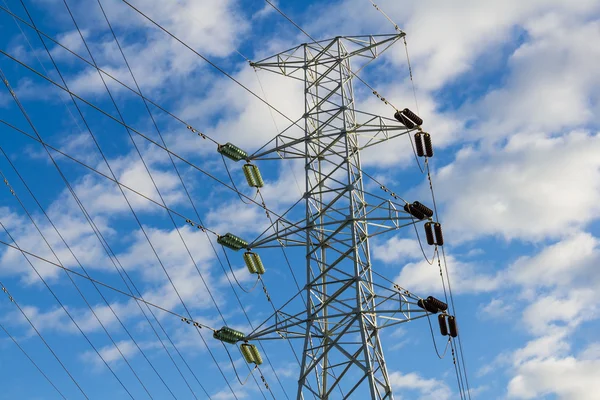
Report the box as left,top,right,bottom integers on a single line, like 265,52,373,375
408,129,426,173
410,214,437,266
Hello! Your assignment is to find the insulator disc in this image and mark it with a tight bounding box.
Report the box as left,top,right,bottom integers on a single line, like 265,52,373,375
438,314,448,336
402,108,424,126
414,133,425,157
427,296,448,312
412,201,434,218
448,316,458,338
424,222,435,245
394,111,415,129
417,298,439,314
404,203,425,220
434,223,444,246
424,133,433,157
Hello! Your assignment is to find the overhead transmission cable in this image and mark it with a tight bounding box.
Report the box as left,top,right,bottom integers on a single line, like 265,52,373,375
0,237,216,328
11,0,214,394
94,1,286,395
0,319,67,399
1,67,148,399
0,2,217,144
0,143,188,399
29,0,243,396
0,47,296,232
0,217,134,399
367,1,471,396
0,278,81,399
426,159,471,399
0,44,305,396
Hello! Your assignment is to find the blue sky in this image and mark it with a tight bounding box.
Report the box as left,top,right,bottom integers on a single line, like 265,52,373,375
1,0,600,399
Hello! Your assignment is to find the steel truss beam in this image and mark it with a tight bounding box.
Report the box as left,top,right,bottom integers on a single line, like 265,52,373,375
251,34,420,400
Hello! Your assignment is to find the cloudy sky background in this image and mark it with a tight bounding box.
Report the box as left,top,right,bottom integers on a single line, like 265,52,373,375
0,0,600,399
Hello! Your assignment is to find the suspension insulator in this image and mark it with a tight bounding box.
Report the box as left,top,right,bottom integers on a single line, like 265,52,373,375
433,223,444,246
249,344,263,365
243,252,257,274
414,133,425,157
217,233,248,251
448,316,458,338
394,110,415,129
213,326,245,344
252,253,266,274
427,296,448,312
218,142,247,162
417,298,439,314
242,164,264,188
438,314,448,336
404,203,426,220
402,108,424,126
412,201,434,218
240,343,255,364
424,222,435,245
423,133,433,158
244,252,265,275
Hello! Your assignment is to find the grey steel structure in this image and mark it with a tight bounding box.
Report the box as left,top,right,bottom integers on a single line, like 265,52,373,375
247,34,426,399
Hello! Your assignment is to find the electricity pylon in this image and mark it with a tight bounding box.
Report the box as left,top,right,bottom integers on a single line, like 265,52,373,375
246,34,424,400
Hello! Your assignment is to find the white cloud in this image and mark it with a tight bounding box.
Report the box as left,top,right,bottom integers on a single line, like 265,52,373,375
372,236,422,264
80,339,138,368
429,131,600,242
508,232,600,288
389,371,452,400
472,14,600,140
508,356,600,400
393,253,500,295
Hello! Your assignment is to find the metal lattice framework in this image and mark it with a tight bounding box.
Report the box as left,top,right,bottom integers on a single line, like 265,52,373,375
244,34,430,399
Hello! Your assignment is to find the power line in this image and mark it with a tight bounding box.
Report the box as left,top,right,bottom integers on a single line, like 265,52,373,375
0,320,67,399
0,48,297,231
1,65,146,398
0,144,179,399
0,219,134,399
88,1,270,396
0,236,214,329
121,0,302,129
0,280,79,399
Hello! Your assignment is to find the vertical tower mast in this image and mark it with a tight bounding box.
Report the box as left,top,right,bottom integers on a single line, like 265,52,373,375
250,34,411,399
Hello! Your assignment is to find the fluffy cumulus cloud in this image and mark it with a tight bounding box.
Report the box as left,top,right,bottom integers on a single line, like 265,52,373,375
389,371,453,400
429,131,600,242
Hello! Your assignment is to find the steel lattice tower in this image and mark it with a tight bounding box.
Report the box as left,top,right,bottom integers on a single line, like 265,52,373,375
247,33,423,399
